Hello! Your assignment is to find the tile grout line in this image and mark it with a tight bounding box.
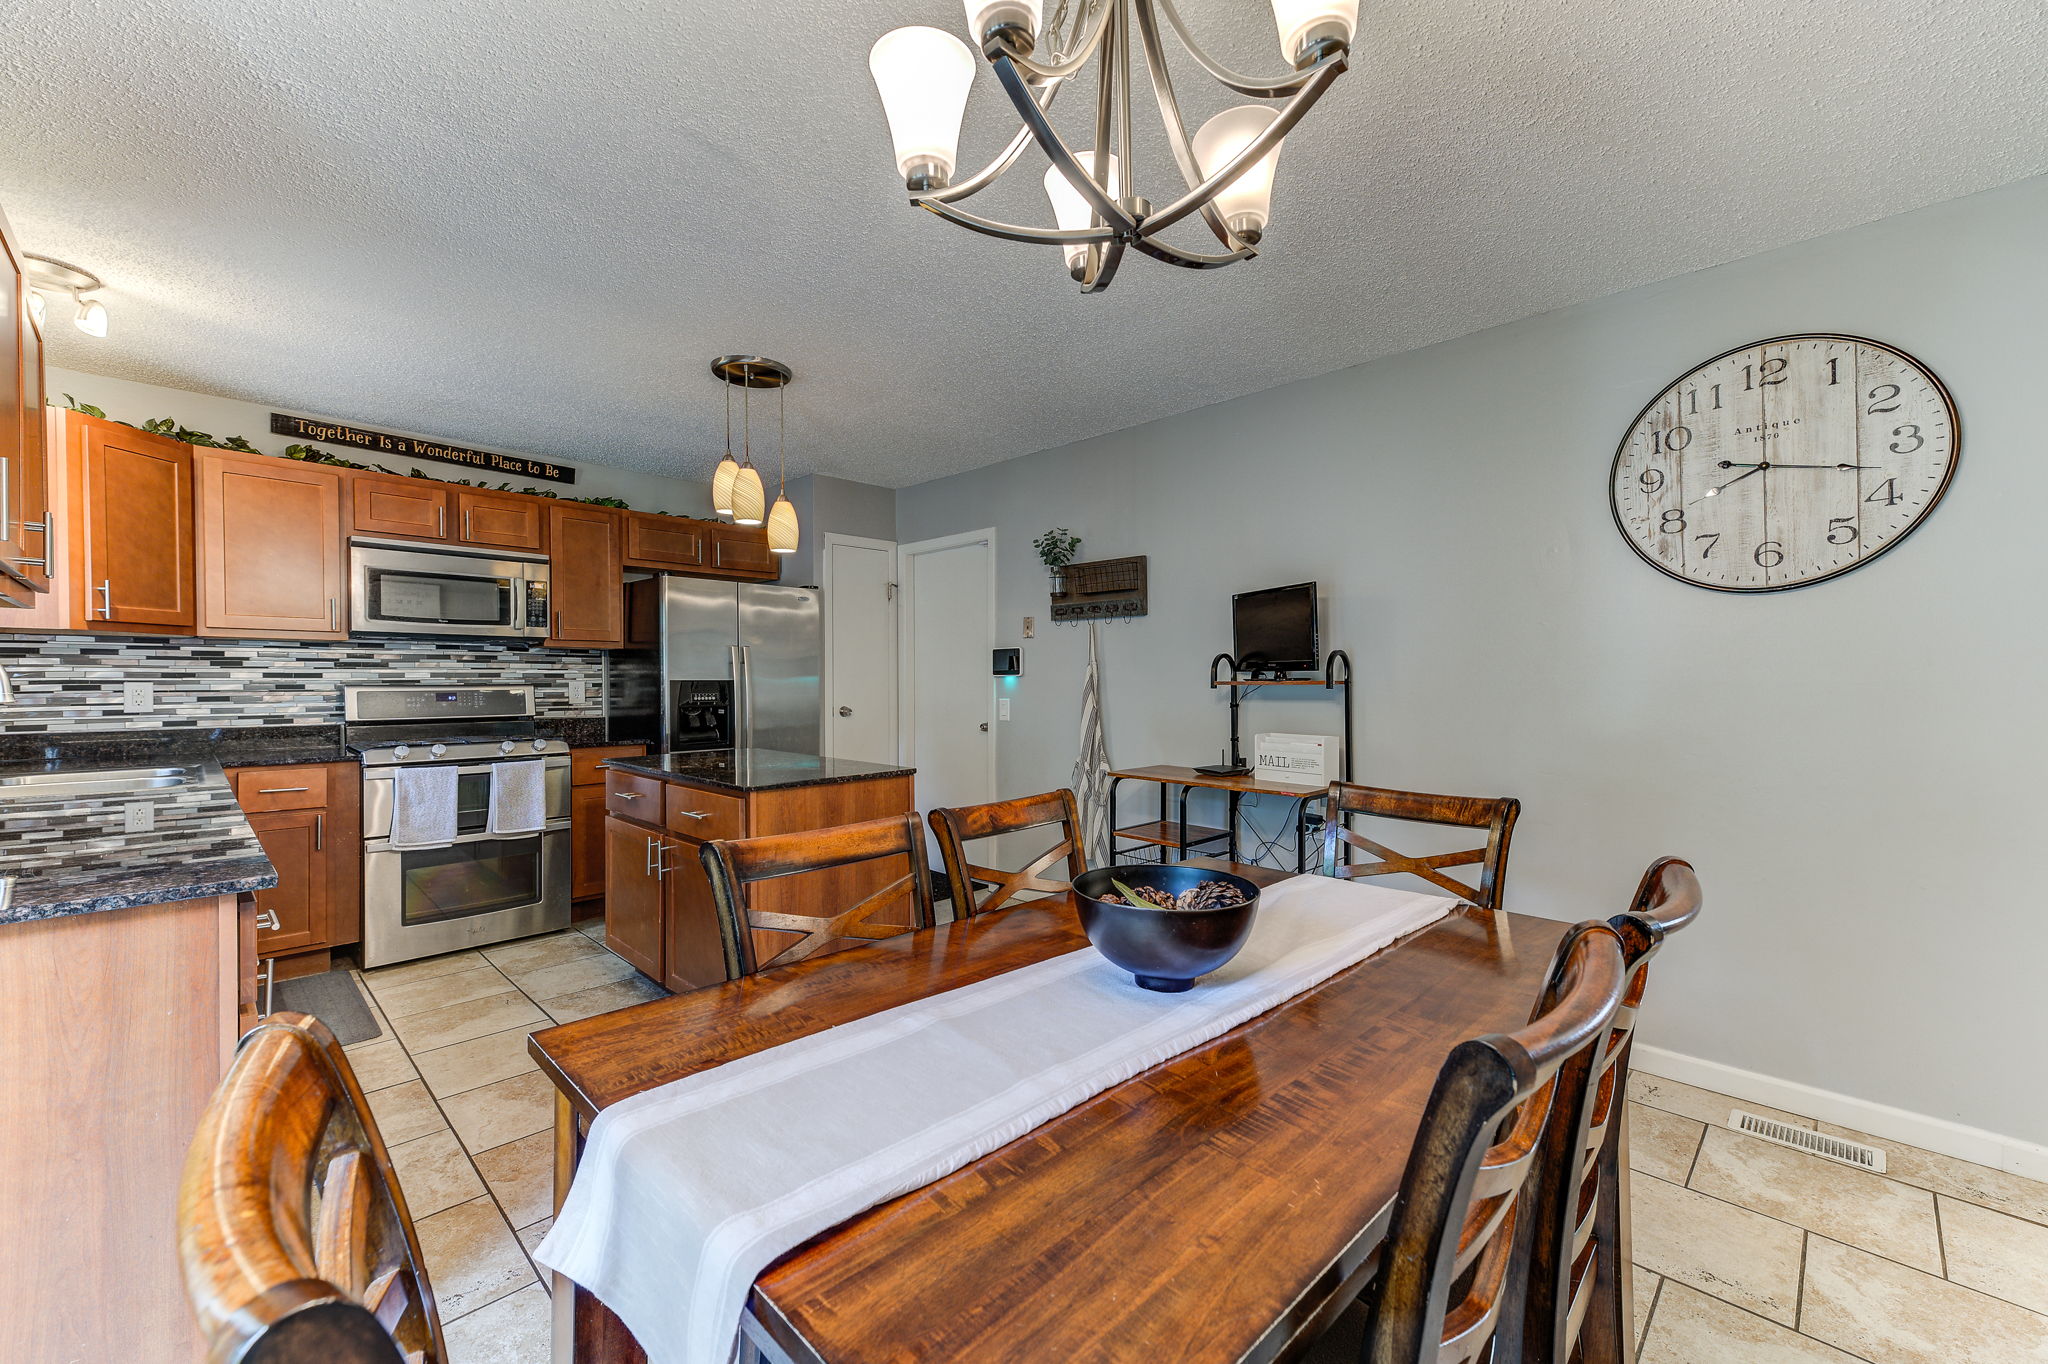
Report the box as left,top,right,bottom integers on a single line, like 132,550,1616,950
1793,1229,1807,1331
1646,1270,1882,1364
1636,1274,1664,1349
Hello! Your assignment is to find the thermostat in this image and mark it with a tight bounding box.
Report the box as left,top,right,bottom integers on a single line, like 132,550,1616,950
992,648,1023,677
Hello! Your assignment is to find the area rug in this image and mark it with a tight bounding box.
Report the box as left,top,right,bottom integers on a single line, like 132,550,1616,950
270,967,382,1047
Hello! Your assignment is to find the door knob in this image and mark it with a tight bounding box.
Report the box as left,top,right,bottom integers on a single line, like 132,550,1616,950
979,722,989,732
838,706,853,717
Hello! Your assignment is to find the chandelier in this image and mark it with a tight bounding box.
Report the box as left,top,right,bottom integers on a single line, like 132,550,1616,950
709,356,800,556
867,0,1354,292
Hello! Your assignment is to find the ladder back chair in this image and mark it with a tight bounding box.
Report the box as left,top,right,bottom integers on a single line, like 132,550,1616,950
929,789,1088,917
1521,856,1704,1363
1360,921,1627,1364
1322,783,1521,914
179,1012,444,1364
701,813,937,975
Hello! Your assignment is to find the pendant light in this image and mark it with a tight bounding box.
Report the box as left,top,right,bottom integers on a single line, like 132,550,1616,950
765,384,798,555
712,382,740,516
730,382,767,527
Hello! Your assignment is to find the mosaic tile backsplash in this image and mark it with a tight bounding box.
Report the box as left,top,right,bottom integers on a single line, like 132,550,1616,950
0,633,608,733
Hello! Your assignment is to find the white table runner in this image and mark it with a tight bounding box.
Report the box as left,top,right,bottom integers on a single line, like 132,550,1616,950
535,874,1455,1364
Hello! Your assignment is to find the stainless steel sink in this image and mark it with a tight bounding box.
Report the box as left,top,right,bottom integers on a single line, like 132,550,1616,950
0,765,197,800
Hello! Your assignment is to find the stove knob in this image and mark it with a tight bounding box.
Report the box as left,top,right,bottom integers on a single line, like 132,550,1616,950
393,744,411,759
531,739,548,752
430,743,448,758
499,740,516,755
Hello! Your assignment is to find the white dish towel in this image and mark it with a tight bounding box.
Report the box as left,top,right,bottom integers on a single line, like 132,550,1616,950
536,874,1455,1364
487,760,546,836
387,764,458,849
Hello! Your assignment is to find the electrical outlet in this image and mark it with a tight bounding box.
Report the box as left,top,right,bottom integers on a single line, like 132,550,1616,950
121,681,153,713
1022,616,1035,639
998,697,1011,721
123,803,155,833
568,676,589,706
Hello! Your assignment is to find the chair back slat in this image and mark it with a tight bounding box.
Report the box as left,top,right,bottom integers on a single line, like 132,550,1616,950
1363,922,1626,1364
1323,783,1521,912
179,1012,443,1364
1519,856,1704,1364
930,790,1088,917
702,813,937,973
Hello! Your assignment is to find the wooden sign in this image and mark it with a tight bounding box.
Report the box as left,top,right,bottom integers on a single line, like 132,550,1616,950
269,413,576,485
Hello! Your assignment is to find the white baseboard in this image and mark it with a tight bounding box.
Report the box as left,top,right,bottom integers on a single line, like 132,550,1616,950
1633,1044,2048,1185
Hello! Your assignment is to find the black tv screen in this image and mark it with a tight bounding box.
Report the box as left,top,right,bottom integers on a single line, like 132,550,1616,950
1233,582,1319,673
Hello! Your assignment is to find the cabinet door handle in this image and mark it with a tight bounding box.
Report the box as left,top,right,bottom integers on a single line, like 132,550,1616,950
258,786,311,793
673,809,711,820
614,791,641,800
96,579,112,619
437,505,446,536
256,909,281,932
328,597,339,631
464,508,473,540
314,812,324,851
645,834,657,875
1,455,10,540
653,841,672,878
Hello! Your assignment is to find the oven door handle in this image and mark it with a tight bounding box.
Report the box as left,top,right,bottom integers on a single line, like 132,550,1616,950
364,758,568,780
362,821,570,855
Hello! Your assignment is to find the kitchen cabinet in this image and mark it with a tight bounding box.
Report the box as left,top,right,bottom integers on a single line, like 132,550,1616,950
347,472,549,554
0,195,48,601
79,416,196,632
349,471,449,540
623,511,705,570
603,814,666,979
228,762,362,971
548,503,624,647
456,487,548,552
571,745,646,902
709,521,777,578
196,448,348,639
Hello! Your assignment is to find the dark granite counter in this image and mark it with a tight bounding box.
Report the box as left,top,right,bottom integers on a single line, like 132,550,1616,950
0,724,349,770
606,748,915,794
0,759,278,924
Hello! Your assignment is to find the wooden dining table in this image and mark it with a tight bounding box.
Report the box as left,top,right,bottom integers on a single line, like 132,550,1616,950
528,859,1630,1364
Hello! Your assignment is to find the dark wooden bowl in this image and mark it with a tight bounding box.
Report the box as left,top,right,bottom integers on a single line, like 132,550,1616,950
1072,863,1262,993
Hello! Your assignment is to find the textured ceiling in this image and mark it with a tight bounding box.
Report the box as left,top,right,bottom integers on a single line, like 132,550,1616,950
3,0,2044,488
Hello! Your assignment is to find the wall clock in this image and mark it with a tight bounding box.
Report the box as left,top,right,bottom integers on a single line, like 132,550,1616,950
1609,334,1958,592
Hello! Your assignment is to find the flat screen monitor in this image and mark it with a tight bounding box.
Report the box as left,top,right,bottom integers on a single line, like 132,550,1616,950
1232,582,1319,674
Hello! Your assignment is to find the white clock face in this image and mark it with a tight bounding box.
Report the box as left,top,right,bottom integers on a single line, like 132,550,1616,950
1610,335,1958,591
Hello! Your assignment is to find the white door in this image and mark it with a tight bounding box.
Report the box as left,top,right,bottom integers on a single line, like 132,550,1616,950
821,534,899,763
898,529,996,844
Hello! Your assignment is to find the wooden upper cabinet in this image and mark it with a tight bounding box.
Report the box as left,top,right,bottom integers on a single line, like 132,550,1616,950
196,450,347,639
0,195,45,601
711,523,778,579
623,512,705,570
546,502,623,647
349,471,449,540
457,488,547,553
78,417,195,631
15,300,46,592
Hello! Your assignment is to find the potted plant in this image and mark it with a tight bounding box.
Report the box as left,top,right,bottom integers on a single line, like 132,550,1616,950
1035,528,1082,594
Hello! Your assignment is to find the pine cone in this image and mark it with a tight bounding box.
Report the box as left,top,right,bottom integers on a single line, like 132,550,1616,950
1180,880,1244,910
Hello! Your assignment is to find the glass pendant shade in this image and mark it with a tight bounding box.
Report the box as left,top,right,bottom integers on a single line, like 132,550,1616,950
74,295,108,338
1042,152,1119,274
712,454,740,516
1193,106,1285,243
963,0,1041,45
1269,0,1357,63
765,495,799,555
869,26,977,188
730,464,766,526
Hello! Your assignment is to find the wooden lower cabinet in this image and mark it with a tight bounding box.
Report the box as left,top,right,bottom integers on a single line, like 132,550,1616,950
227,762,362,966
604,814,666,979
0,893,249,1364
572,746,647,905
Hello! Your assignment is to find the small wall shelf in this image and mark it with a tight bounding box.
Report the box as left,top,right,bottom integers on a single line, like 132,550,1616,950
1050,555,1148,623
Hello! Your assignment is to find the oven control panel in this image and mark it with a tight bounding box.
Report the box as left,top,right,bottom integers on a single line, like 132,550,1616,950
343,685,536,723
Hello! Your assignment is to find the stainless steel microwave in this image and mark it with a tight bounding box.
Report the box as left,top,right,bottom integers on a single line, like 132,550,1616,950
349,539,552,639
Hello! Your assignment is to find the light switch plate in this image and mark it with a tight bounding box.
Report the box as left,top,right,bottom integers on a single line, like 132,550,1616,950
121,681,153,713
998,697,1011,721
1022,616,1035,639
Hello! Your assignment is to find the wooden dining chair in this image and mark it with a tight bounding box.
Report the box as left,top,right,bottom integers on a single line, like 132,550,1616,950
1520,856,1704,1363
701,813,938,975
929,789,1088,917
1321,783,1521,914
179,1012,444,1364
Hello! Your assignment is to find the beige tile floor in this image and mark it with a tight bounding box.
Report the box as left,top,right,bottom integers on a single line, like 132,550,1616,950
335,930,2048,1363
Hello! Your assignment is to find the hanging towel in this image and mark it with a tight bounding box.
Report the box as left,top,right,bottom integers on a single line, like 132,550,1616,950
1072,621,1112,865
389,764,459,849
487,760,547,836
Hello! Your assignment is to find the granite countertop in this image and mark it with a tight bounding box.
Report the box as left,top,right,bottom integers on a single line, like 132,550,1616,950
0,758,278,924
606,748,916,794
0,724,351,771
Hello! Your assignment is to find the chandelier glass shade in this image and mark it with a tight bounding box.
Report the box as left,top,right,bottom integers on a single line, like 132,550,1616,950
708,355,795,550
712,455,740,517
729,464,766,527
766,496,799,555
866,0,1353,292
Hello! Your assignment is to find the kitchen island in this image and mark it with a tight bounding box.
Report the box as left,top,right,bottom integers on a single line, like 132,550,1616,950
0,758,277,1364
600,748,916,991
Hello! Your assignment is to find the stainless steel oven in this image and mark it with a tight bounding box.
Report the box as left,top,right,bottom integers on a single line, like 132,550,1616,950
347,686,573,968
350,538,552,639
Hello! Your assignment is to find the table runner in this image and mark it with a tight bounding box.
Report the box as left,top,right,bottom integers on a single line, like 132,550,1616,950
536,874,1454,1364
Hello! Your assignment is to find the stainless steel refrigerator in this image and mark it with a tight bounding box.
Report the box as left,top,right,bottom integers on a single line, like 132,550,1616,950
609,575,822,755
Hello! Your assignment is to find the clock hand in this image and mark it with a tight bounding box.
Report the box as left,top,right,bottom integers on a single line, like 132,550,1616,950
1696,462,1769,501
1716,461,1879,470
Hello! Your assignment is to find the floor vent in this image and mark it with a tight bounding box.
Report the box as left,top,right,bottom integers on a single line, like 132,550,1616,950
1729,1110,1886,1173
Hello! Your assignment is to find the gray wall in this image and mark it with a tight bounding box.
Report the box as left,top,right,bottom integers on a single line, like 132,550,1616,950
778,473,900,586
45,367,713,515
896,174,2048,1143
